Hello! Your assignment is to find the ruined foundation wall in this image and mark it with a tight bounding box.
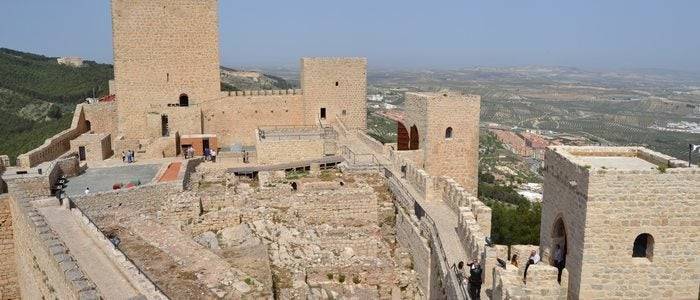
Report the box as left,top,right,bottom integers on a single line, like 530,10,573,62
202,93,305,147
72,182,181,223
0,196,18,299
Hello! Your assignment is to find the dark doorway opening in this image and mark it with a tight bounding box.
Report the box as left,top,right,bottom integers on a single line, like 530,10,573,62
85,120,92,132
203,139,210,153
320,108,327,120
397,122,409,150
409,125,419,150
179,93,189,107
78,146,86,161
161,115,169,137
633,233,654,260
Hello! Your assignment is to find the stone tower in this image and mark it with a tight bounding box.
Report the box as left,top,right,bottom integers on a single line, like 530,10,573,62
541,146,699,299
111,0,221,140
300,58,367,130
403,92,481,194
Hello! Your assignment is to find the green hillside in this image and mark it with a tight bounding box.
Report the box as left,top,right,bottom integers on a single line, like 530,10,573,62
0,48,113,164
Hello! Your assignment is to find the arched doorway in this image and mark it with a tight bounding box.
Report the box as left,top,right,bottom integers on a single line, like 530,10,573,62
397,122,409,150
551,217,567,283
409,125,419,150
179,93,189,107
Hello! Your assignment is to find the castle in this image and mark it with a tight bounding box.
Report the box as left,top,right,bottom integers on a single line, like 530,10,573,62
0,1,698,299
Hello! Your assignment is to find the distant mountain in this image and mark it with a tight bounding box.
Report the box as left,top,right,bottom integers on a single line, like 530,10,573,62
220,66,292,91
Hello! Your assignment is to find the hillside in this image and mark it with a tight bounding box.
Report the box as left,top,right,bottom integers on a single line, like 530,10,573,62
0,48,291,164
0,48,114,164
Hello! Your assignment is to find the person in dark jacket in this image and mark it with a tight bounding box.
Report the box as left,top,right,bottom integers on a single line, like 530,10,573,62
467,259,483,299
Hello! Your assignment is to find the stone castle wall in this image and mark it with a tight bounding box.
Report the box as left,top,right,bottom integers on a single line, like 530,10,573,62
112,0,221,139
582,166,698,298
540,148,591,298
202,93,305,147
256,134,325,165
301,58,367,129
0,196,18,299
17,105,89,168
7,194,99,299
82,101,118,138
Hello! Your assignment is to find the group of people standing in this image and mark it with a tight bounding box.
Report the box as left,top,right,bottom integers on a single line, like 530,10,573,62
456,259,483,299
121,150,136,163
184,146,217,162
457,246,565,299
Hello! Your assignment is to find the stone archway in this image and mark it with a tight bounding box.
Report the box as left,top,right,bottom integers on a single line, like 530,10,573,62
552,217,567,258
409,125,419,150
397,122,409,150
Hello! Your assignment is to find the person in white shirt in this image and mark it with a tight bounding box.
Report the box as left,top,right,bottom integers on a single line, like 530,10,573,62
554,244,565,283
523,250,540,283
210,149,217,163
84,187,90,195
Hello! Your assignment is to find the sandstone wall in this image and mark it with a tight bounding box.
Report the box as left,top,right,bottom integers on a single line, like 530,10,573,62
8,195,99,299
395,204,431,296
17,105,89,168
72,182,181,224
0,196,18,299
256,136,325,165
292,187,378,227
112,0,220,139
82,101,118,138
540,148,591,298
300,58,367,129
404,92,480,194
201,93,305,147
580,167,699,299
70,134,113,161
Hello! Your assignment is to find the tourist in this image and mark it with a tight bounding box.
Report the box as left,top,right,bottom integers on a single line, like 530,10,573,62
211,148,217,163
242,150,248,164
121,151,126,163
523,250,540,283
84,187,90,195
187,146,194,159
467,259,483,299
510,254,519,268
554,244,565,283
456,261,469,297
204,148,211,161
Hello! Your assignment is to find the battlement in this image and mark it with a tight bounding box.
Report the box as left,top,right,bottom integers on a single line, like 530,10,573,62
219,89,303,97
405,91,480,103
550,146,694,171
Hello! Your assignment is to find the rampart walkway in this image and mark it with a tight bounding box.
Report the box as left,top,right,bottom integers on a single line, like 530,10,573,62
341,135,469,298
38,204,142,299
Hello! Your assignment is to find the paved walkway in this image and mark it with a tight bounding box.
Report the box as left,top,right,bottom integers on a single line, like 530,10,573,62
38,205,141,299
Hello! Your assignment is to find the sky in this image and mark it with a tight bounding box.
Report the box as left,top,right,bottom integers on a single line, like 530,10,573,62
1,0,699,71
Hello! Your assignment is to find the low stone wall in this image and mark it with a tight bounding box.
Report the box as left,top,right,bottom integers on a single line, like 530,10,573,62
292,187,378,227
492,262,568,299
387,149,433,200
72,182,181,224
438,177,491,234
9,195,99,299
0,196,19,299
18,105,89,168
356,131,385,155
0,155,8,194
395,204,431,296
256,132,325,165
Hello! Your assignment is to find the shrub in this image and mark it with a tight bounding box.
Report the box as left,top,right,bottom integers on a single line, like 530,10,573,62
326,273,333,280
338,274,346,283
352,275,361,284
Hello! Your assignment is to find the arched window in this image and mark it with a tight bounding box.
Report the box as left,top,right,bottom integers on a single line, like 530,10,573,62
445,127,453,139
179,93,189,107
632,233,654,260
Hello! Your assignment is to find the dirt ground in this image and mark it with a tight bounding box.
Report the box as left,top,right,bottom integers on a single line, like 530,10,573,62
102,226,216,300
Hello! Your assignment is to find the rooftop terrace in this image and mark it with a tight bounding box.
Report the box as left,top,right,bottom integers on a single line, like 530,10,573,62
551,146,694,170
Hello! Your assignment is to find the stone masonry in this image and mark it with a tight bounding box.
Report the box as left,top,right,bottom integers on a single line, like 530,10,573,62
541,146,700,299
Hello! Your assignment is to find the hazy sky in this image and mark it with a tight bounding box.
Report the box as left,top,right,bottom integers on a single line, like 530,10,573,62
1,0,698,71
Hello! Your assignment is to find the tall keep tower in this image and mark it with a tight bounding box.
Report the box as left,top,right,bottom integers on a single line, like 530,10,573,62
111,0,221,139
300,58,367,130
403,92,481,194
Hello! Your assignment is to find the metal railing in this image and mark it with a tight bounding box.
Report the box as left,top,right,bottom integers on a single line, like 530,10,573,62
339,145,380,167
